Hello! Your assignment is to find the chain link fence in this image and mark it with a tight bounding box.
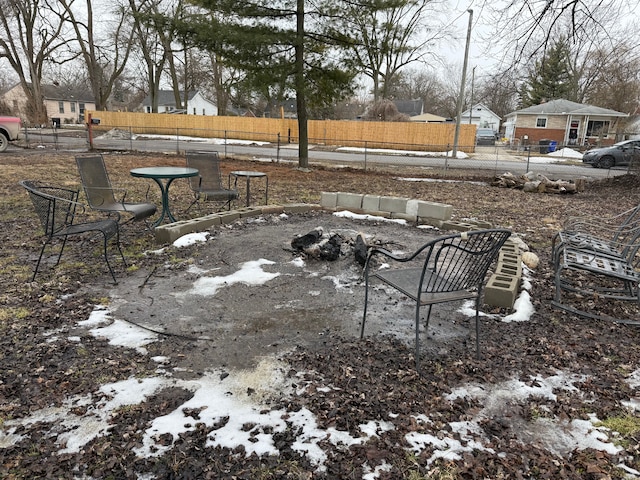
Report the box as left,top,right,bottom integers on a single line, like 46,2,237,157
20,124,638,179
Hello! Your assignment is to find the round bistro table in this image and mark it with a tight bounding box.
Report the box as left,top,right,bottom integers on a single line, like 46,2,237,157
229,170,268,207
130,166,198,227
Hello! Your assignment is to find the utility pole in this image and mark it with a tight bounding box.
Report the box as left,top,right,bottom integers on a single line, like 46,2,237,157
452,9,473,159
469,66,476,124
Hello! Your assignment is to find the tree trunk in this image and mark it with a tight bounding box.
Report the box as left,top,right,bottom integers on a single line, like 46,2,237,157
295,0,309,170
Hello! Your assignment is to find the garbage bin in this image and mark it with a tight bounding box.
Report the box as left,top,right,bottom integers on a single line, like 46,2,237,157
539,139,550,153
548,141,558,152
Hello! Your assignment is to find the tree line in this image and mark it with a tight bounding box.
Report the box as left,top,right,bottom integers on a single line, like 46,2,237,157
0,0,638,167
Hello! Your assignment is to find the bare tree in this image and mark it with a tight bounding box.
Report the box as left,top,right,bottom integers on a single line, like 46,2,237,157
486,0,630,63
59,0,136,111
0,0,71,123
337,0,448,101
583,42,640,114
129,0,184,113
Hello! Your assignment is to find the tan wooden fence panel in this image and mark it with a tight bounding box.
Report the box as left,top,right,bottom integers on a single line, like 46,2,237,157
87,111,476,152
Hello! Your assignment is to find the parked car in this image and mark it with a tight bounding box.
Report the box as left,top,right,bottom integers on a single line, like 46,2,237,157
475,128,496,146
0,116,22,152
582,139,640,169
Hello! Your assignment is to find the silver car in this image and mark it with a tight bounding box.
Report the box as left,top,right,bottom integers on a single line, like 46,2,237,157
582,139,640,169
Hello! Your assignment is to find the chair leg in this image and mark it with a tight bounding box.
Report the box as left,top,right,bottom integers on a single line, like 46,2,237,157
101,232,117,284
474,295,481,360
415,302,421,372
56,236,69,266
361,267,371,339
33,242,49,281
115,228,127,268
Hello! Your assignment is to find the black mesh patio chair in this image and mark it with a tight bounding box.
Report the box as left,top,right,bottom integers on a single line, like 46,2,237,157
75,154,157,223
20,180,126,283
185,151,238,212
361,229,511,371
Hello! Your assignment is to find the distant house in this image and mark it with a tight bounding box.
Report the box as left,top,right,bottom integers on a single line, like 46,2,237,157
141,90,218,116
460,103,501,132
503,99,628,147
0,83,96,125
409,112,448,123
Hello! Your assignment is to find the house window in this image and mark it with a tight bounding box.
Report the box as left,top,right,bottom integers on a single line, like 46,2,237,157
58,101,64,113
70,103,76,113
535,117,547,128
586,120,610,138
202,109,205,115
79,103,85,115
193,107,196,115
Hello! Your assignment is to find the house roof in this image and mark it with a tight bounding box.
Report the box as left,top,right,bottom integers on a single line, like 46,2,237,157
507,99,628,118
141,90,198,107
461,103,501,120
41,84,95,102
409,113,447,122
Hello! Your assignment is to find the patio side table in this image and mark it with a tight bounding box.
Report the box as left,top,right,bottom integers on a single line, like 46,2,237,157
229,171,268,207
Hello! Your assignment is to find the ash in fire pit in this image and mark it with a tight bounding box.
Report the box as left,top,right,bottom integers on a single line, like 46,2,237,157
291,227,369,265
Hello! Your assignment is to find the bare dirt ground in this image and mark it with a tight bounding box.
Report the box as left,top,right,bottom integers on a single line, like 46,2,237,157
1,149,639,479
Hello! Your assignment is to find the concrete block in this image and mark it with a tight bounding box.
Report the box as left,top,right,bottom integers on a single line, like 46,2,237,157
362,194,381,212
283,203,320,213
495,260,523,278
260,205,285,215
237,207,263,218
336,192,363,209
467,219,492,229
197,215,222,229
484,273,520,308
154,220,193,245
379,196,408,213
500,242,520,255
217,211,241,224
320,192,338,208
416,201,453,221
499,251,522,267
441,220,477,232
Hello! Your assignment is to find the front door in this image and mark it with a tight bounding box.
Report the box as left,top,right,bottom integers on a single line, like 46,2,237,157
568,120,579,145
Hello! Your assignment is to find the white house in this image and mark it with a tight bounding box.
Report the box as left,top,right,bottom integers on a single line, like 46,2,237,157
460,103,501,132
141,90,218,116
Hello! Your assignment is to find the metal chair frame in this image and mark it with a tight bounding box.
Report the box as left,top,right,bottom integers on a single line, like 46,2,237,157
20,180,126,283
551,203,640,267
75,154,157,223
185,151,238,212
361,229,511,371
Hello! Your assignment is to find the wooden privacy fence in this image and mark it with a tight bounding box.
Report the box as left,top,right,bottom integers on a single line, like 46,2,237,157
87,111,476,153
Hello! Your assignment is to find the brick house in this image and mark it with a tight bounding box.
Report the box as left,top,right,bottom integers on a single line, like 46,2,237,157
503,99,628,148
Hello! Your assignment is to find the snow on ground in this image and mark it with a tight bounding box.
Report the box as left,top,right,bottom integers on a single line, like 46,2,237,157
2,211,637,478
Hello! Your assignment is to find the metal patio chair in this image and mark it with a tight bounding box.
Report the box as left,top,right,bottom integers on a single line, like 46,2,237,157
20,180,126,283
552,226,640,324
551,203,640,267
361,229,511,371
185,151,238,212
75,154,157,224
